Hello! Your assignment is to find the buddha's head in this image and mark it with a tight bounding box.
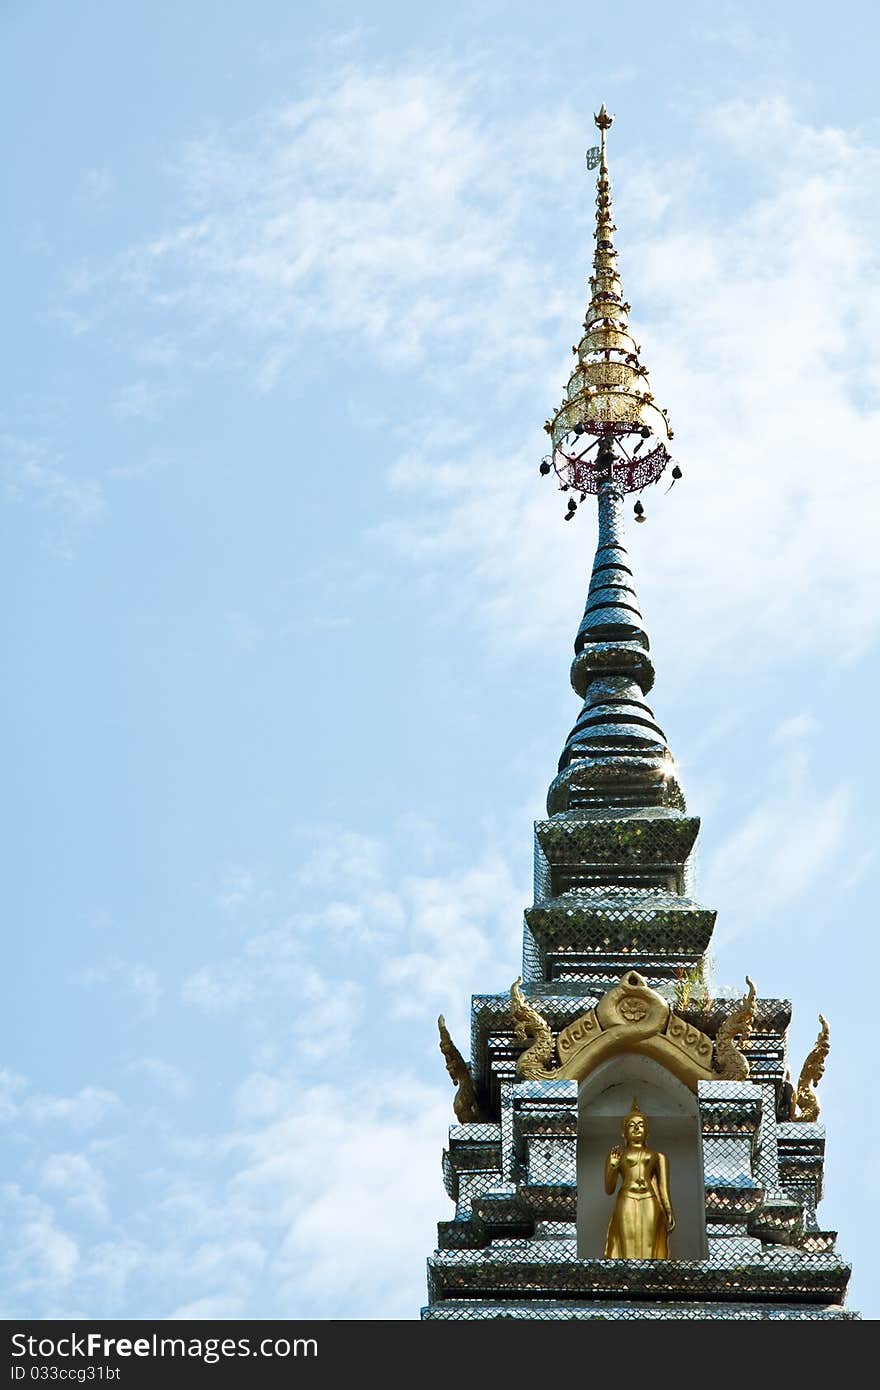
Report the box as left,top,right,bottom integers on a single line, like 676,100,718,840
621,1099,648,1145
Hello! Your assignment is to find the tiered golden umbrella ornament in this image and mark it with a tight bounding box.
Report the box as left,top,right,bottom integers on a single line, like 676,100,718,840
541,106,680,521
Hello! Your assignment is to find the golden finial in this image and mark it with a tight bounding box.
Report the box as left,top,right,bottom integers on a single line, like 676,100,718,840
540,105,678,510
594,104,613,170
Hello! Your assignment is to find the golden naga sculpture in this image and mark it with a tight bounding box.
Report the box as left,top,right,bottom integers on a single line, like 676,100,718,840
508,970,758,1092
714,976,757,1081
604,1100,674,1260
510,978,556,1080
437,1015,482,1123
790,1015,830,1123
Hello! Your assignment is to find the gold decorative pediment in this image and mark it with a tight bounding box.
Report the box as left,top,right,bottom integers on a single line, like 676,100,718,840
557,1008,601,1066
510,970,756,1090
554,971,716,1091
665,1012,715,1072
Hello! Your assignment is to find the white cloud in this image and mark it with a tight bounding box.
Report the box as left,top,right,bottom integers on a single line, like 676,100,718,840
129,1058,191,1099
26,1087,120,1131
703,729,850,939
112,380,169,420
0,1186,80,1298
82,960,162,1017
382,855,523,1017
183,940,365,1064
774,712,818,742
223,1075,450,1317
1,1053,457,1318
181,963,257,1012
186,1237,266,1285
182,822,522,1048
136,336,179,367
293,826,388,889
82,167,113,199
60,59,880,676
842,848,876,892
82,1239,144,1303
0,1067,26,1121
41,1152,109,1222
69,59,880,679
1,434,106,530
215,865,258,913
168,1294,246,1320
79,61,581,391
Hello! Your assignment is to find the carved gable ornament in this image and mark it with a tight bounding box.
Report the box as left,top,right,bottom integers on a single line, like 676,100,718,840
511,970,755,1091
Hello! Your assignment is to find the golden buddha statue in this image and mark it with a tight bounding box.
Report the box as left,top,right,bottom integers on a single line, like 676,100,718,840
603,1099,675,1259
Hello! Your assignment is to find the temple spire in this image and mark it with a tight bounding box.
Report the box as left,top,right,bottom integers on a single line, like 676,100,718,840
424,106,855,1325
539,110,682,816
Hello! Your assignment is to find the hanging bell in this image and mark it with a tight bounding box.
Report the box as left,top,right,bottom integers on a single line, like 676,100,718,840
664,463,683,495
539,461,551,475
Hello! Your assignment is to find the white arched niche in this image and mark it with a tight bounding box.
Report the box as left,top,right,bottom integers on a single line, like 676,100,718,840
577,1054,708,1260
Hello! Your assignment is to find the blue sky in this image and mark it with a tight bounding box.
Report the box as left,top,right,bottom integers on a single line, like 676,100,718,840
2,1,878,1318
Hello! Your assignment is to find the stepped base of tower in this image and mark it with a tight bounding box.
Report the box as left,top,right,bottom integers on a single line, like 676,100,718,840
423,1300,857,1321
424,1246,852,1305
424,1060,856,1319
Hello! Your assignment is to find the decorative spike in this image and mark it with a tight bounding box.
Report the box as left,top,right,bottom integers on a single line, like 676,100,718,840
510,978,556,1080
437,1015,483,1124
792,1015,830,1122
715,978,757,1080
